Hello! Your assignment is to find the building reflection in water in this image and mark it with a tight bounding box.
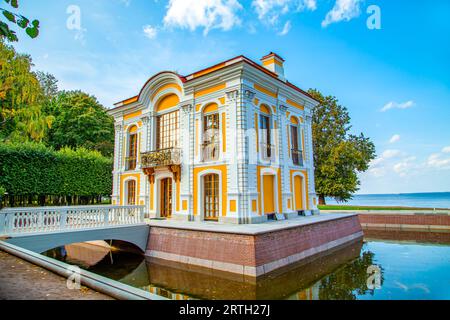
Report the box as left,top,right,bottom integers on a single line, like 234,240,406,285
139,240,379,300
43,229,450,300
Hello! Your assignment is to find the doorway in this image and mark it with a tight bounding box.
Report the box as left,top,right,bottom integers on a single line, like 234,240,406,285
160,178,173,218
203,174,219,221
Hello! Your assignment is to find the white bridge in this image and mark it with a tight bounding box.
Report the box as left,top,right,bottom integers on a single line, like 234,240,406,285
0,205,149,253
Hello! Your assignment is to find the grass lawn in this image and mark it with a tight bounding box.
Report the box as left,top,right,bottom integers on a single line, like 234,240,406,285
318,205,449,211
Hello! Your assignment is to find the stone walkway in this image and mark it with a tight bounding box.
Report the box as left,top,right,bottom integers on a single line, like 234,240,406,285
0,250,113,300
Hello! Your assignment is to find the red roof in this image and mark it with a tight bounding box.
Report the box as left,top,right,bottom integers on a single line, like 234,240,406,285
113,54,316,108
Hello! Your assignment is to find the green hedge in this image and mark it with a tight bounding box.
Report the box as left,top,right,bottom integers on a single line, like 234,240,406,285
0,143,113,204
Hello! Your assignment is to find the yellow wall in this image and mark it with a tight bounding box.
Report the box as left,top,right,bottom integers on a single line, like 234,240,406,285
156,94,180,112
124,110,142,121
193,165,228,218
203,103,218,113
254,84,278,99
194,83,226,99
287,99,305,111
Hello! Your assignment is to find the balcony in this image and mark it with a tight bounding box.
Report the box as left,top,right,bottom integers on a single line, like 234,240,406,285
140,148,182,169
292,149,304,166
201,142,220,162
260,143,276,161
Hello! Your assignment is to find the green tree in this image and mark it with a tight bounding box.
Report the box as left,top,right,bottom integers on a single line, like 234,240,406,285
308,89,376,205
0,0,39,42
0,39,53,142
47,91,115,157
36,71,58,99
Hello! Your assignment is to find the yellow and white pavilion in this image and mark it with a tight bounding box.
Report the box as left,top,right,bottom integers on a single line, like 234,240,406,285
108,52,319,224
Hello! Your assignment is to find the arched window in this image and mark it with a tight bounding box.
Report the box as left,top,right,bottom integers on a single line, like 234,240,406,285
259,105,273,160
126,180,137,205
203,174,219,221
156,94,180,150
202,103,220,162
290,117,302,166
126,126,138,171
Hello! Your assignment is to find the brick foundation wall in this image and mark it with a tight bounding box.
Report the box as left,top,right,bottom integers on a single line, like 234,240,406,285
363,228,450,244
358,214,450,229
146,216,363,276
254,216,361,266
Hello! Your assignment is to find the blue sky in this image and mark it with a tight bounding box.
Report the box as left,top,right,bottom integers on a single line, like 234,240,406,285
9,0,450,194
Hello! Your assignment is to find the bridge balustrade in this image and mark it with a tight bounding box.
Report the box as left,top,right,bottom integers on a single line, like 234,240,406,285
0,205,145,236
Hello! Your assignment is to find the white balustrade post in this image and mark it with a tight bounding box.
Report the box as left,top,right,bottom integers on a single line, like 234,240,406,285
0,213,5,235
104,208,109,226
61,209,67,230
140,206,145,222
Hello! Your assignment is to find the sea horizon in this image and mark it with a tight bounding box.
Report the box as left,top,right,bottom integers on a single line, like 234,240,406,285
326,192,450,209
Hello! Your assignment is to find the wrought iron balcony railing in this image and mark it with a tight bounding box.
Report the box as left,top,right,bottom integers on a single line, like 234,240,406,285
201,142,220,162
292,149,304,166
140,148,182,169
260,143,276,161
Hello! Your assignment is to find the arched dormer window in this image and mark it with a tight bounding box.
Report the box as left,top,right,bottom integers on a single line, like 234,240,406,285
202,103,220,162
259,105,273,161
126,125,138,171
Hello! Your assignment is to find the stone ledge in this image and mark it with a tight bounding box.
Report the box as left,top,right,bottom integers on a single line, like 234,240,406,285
146,213,357,236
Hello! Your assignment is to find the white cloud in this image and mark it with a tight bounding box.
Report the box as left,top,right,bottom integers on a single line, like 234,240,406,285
143,25,158,39
163,0,242,35
366,149,404,177
389,134,401,144
427,153,450,170
442,146,450,153
252,0,316,25
299,0,317,11
322,0,362,27
381,100,415,112
278,20,292,35
393,157,417,177
381,149,402,159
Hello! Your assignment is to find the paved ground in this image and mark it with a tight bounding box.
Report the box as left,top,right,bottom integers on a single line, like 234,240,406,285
0,250,113,300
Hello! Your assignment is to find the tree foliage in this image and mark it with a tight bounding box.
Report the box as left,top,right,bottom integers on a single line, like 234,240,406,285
0,143,113,206
308,89,376,204
0,39,53,142
0,0,39,42
36,71,58,99
46,91,115,157
0,41,115,156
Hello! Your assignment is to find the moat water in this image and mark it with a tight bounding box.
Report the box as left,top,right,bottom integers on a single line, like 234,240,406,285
43,230,450,300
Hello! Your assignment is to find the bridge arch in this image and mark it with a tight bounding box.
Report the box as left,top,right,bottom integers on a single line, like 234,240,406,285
5,224,149,254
